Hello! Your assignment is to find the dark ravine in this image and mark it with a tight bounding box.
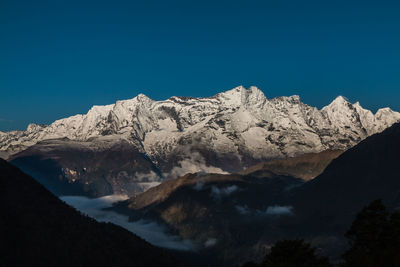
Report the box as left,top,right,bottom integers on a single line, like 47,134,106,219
0,159,188,267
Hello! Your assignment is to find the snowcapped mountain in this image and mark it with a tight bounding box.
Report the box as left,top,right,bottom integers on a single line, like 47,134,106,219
1,86,400,196
2,86,400,168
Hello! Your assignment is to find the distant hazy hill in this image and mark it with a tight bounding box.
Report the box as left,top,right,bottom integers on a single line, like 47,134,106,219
0,159,186,267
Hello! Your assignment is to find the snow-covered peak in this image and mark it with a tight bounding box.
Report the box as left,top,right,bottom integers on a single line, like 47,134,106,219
214,85,267,109
241,86,267,108
87,104,114,116
287,95,301,104
376,107,400,124
26,123,46,133
134,93,154,104
325,95,350,109
321,96,357,127
215,86,246,107
376,107,396,116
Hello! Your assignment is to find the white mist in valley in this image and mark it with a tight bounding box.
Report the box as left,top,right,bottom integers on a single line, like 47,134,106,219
60,195,195,251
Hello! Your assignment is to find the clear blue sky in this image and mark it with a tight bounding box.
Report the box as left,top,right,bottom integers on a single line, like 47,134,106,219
1,0,400,131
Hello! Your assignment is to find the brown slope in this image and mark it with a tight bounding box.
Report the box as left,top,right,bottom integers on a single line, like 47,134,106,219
0,159,187,267
240,149,343,180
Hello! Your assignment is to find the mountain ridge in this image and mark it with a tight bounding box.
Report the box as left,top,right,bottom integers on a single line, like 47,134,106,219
2,86,398,159
2,86,400,196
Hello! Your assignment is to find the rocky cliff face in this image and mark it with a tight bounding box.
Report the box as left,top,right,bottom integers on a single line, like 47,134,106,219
2,86,399,196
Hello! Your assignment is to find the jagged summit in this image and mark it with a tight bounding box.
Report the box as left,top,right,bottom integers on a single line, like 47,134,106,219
133,93,154,103
322,95,350,110
1,86,399,178
332,95,349,103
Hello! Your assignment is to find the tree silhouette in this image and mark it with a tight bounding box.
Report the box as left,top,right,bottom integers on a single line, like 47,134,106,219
244,239,331,267
342,199,400,267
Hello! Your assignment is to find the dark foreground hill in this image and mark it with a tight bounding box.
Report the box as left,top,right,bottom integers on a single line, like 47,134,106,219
0,159,186,267
290,122,400,235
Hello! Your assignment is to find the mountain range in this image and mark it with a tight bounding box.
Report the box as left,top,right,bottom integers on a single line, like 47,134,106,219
2,86,400,266
1,86,399,197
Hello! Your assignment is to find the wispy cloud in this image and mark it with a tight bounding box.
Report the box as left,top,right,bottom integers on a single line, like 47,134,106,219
204,238,217,248
235,205,251,215
165,151,228,179
264,205,293,215
60,195,196,251
193,181,205,191
210,185,239,199
235,204,294,216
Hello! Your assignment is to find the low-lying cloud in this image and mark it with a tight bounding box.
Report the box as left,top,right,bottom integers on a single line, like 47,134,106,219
235,205,251,215
235,204,294,216
204,238,218,248
60,195,196,251
193,181,205,191
265,205,293,215
211,185,239,199
134,171,160,182
166,152,228,179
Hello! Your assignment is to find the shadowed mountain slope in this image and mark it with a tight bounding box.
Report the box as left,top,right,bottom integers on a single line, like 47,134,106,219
9,138,161,197
290,122,400,234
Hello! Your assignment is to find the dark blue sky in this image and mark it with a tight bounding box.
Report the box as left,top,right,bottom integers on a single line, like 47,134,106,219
1,0,400,131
